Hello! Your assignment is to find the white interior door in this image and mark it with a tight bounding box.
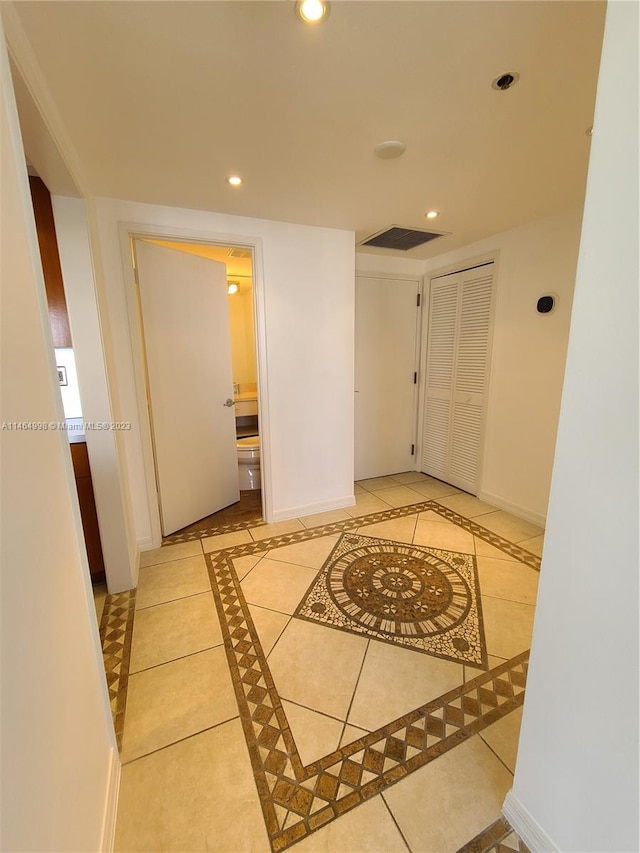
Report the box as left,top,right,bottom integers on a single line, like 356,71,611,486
355,276,420,480
421,264,494,493
136,240,239,535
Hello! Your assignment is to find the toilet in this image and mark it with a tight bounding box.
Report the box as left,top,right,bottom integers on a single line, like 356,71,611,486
236,435,260,490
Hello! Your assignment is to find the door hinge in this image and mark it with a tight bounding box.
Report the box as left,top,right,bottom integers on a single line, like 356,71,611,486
417,293,421,307
411,444,415,455
413,372,417,384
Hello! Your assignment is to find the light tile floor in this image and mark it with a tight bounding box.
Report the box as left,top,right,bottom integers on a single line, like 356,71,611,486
110,473,542,852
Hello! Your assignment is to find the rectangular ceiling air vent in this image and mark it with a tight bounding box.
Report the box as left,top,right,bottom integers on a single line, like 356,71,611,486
360,226,445,251
227,248,252,259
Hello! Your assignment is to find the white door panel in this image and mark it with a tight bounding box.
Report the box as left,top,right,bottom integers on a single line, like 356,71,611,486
355,276,419,481
136,240,239,535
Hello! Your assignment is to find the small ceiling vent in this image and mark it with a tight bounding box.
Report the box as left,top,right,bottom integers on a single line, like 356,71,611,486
360,226,445,251
227,247,252,259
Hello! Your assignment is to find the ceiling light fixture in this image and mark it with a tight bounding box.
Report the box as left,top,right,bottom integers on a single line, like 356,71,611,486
425,210,439,219
491,72,520,91
296,0,329,23
226,175,243,186
227,282,239,295
374,140,406,160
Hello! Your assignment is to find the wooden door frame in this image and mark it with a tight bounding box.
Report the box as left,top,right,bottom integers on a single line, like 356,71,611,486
119,221,271,547
417,252,499,495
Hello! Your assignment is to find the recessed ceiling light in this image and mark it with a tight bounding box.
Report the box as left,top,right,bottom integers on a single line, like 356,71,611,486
226,175,243,186
374,140,406,160
227,282,239,295
425,210,439,219
491,72,520,91
296,0,329,23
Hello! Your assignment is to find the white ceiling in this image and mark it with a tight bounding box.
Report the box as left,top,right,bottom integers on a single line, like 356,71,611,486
9,1,606,258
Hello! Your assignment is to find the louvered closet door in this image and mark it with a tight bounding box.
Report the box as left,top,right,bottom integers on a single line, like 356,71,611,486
422,278,458,480
421,265,493,493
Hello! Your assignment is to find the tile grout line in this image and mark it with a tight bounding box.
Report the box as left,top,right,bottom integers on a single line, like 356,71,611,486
380,791,414,853
264,611,293,661
128,641,225,676
281,697,353,727
119,713,241,766
336,638,371,751
478,734,516,778
134,588,213,611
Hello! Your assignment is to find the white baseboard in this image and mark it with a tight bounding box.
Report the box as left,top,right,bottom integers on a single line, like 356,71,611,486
100,747,121,852
502,790,560,853
477,491,546,529
271,494,356,523
136,536,156,552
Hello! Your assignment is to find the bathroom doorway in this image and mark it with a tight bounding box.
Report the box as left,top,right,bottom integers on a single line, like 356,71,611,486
132,236,263,539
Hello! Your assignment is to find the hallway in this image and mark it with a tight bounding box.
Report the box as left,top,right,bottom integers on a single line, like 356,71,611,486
101,472,542,852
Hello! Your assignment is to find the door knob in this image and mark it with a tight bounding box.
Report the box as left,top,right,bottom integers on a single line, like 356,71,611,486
223,398,235,407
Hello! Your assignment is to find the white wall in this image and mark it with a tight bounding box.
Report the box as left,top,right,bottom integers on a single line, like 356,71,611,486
229,284,257,386
424,207,583,525
356,251,426,278
0,27,117,852
52,195,137,593
91,199,355,544
504,2,639,850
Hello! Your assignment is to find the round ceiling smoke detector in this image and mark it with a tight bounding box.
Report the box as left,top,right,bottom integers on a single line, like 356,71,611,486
491,72,520,91
374,140,406,160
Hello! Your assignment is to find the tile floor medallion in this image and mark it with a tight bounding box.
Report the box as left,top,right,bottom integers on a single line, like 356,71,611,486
295,532,487,666
112,490,541,851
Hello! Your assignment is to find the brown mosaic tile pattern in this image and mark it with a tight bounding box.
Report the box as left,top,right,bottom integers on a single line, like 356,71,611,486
106,498,539,849
98,588,136,750
456,816,530,853
163,512,262,545
295,532,488,666
428,503,541,570
163,495,541,573
207,546,529,852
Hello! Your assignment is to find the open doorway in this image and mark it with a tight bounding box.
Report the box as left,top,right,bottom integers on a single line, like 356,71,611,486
28,174,108,604
131,237,264,541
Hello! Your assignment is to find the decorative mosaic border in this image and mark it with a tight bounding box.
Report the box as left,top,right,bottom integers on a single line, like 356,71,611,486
183,499,541,572
163,512,263,545
98,588,136,750
162,494,543,570
208,546,528,851
456,816,530,853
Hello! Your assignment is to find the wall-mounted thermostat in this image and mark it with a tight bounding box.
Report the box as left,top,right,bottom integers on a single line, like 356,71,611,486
536,294,557,315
